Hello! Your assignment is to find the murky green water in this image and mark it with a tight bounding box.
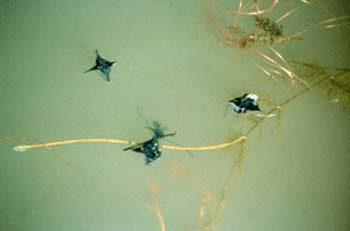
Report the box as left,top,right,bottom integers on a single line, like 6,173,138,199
0,0,349,230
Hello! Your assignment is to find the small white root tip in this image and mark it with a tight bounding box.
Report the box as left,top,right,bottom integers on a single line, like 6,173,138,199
13,146,27,152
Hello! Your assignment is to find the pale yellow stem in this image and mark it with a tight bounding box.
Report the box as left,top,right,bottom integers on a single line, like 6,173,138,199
14,136,247,152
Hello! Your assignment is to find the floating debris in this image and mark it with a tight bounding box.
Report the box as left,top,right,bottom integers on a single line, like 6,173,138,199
84,50,116,82
229,93,261,113
124,121,176,165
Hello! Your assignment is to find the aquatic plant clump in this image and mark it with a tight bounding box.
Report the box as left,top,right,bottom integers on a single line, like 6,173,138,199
291,61,350,109
254,15,283,44
225,15,283,48
206,0,349,87
325,73,350,109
